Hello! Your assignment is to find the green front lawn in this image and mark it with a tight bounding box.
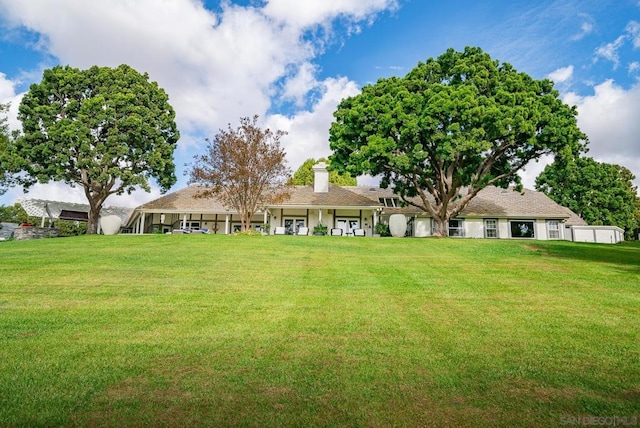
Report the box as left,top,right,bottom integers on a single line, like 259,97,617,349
1,236,638,427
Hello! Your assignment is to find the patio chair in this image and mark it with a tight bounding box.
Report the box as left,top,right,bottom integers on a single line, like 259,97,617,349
297,227,309,236
330,228,343,236
353,228,366,237
274,226,286,235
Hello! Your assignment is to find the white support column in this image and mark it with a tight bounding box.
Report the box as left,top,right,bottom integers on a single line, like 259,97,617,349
225,214,230,234
373,210,378,228
319,209,323,224
182,214,187,229
40,215,46,227
139,213,146,234
263,211,267,224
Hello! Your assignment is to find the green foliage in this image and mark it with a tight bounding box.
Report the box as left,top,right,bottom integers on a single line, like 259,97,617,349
0,203,30,224
0,103,14,195
374,222,390,236
536,156,639,239
288,158,357,186
329,47,586,236
312,223,328,235
55,219,88,237
12,64,179,234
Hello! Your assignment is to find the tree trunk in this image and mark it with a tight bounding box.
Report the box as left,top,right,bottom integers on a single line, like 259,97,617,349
86,206,101,235
432,215,448,237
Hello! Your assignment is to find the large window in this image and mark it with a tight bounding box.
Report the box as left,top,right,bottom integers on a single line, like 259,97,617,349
184,221,200,230
510,221,535,238
484,219,498,238
448,219,464,237
547,220,560,239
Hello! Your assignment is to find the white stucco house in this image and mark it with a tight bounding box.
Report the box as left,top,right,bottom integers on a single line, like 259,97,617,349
125,163,624,243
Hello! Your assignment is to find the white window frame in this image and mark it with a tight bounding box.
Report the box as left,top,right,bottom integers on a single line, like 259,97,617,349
448,219,464,237
484,219,498,238
547,220,561,239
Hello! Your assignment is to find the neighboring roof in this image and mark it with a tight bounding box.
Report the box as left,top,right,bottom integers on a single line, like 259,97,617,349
561,207,588,226
18,199,133,223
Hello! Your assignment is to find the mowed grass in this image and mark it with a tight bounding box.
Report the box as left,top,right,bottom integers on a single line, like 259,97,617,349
0,235,638,427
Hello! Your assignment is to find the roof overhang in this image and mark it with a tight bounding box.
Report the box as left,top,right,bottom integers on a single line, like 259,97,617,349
59,210,89,221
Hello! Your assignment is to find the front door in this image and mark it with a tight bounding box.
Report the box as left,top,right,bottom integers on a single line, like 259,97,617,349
336,218,359,235
284,218,306,235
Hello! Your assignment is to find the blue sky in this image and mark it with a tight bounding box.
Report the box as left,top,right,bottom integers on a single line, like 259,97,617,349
1,0,639,207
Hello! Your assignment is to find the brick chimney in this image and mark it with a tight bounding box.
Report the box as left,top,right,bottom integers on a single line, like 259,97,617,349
313,162,329,193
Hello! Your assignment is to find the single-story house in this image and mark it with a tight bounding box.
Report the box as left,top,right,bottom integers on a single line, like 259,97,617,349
126,163,624,243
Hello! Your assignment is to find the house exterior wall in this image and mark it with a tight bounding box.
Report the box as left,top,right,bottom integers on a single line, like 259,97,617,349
498,219,510,239
413,217,431,237
535,219,548,241
464,218,484,238
573,227,595,243
571,226,624,244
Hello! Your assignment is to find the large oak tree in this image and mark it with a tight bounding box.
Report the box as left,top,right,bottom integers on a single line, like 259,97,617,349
12,65,179,234
188,116,291,232
329,47,586,236
536,156,638,239
0,102,14,195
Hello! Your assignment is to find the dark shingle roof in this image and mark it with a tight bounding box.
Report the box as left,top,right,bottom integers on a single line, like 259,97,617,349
138,186,229,212
136,184,582,221
274,184,380,208
347,186,578,219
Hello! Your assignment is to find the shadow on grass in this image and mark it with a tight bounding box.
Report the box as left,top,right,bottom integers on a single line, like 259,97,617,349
539,240,640,273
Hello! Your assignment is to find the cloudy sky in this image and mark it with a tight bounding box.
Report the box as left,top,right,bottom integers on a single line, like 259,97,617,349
1,0,639,207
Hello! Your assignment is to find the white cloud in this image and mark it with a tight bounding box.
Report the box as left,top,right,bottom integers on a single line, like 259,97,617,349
547,65,574,83
626,20,640,48
571,14,594,41
0,72,23,132
0,0,396,206
594,35,626,69
267,76,361,172
564,79,640,188
594,21,640,70
282,62,320,107
262,0,398,31
629,62,640,74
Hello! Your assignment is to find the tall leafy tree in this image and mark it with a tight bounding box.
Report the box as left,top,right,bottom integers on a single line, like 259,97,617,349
0,102,14,195
535,156,639,239
329,47,586,236
188,115,291,232
12,65,179,234
288,158,357,186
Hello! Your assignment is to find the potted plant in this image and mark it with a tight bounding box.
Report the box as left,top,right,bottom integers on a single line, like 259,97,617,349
374,222,390,237
313,223,328,236
260,223,270,235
